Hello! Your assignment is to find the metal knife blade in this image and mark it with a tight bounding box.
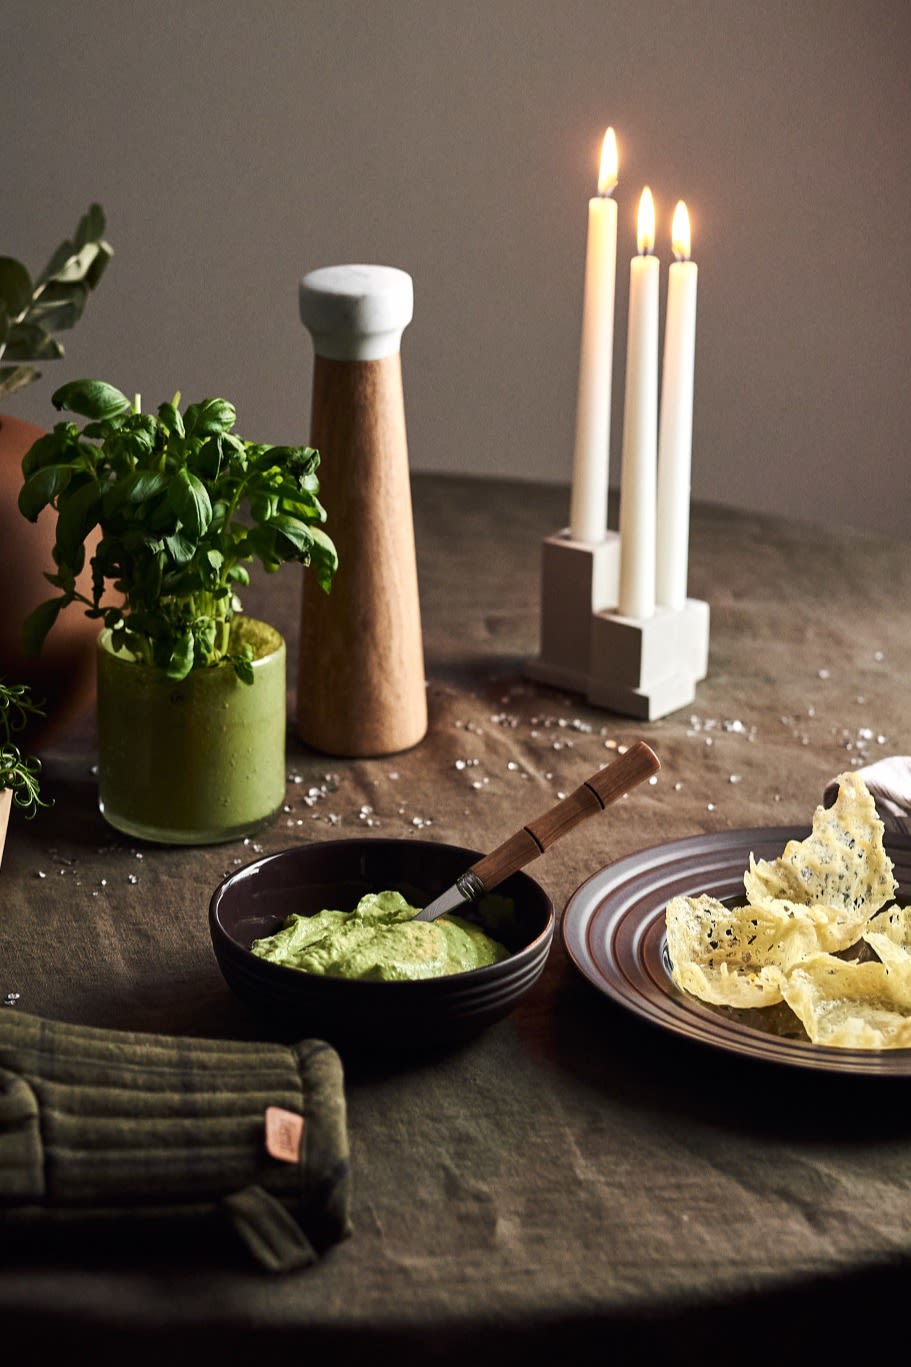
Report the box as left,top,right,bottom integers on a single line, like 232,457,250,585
413,871,484,923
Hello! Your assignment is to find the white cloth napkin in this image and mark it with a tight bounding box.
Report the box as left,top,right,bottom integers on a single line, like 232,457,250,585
824,756,911,836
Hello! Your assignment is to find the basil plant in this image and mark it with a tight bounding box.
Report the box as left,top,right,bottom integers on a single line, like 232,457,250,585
19,380,337,682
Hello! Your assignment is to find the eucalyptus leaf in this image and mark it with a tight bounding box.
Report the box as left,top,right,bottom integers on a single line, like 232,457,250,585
73,203,106,252
4,324,64,362
41,239,104,287
0,257,33,316
0,365,40,397
27,281,88,333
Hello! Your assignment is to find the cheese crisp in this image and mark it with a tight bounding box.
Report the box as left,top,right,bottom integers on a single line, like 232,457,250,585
665,773,906,1049
779,955,911,1049
665,893,819,1008
743,770,895,951
862,905,911,967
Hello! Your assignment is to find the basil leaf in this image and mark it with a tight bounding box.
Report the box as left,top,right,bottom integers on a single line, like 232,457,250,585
18,463,74,521
164,530,197,564
52,379,130,421
165,631,195,681
55,480,100,564
267,513,314,555
167,466,212,537
183,398,235,437
307,525,339,592
22,596,67,657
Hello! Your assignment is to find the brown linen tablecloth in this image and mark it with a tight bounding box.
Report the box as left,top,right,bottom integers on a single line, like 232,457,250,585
1,473,910,1365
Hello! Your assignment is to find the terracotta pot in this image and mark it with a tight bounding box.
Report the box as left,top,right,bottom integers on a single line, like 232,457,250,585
0,412,101,752
0,787,11,868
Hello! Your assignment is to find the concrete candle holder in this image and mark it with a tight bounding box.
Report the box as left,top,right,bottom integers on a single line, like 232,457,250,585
526,529,709,722
525,529,620,696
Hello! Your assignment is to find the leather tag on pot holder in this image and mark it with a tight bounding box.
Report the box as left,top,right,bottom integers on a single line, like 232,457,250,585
264,1106,305,1164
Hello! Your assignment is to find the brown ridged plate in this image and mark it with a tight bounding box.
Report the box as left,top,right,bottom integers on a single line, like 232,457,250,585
561,826,911,1076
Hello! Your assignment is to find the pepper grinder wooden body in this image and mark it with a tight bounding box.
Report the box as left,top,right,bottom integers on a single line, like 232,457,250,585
297,264,427,756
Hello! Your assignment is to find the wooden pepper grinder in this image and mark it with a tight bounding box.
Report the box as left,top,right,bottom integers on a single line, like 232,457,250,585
297,264,428,756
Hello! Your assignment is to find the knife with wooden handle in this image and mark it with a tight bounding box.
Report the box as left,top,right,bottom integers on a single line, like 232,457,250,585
413,740,660,921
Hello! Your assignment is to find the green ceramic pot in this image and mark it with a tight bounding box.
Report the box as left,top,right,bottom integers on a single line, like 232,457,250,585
96,617,286,845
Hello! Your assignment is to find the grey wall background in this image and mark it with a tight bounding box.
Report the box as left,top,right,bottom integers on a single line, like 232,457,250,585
5,0,910,539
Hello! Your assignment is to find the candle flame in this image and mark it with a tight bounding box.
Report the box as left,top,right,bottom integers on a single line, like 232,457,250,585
637,186,655,255
597,127,618,196
672,200,691,261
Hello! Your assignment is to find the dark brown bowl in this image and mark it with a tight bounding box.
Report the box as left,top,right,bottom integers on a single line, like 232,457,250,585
209,837,555,1052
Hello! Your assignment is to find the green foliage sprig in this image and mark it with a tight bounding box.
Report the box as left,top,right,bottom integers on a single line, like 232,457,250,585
0,205,113,398
0,681,51,818
19,379,338,683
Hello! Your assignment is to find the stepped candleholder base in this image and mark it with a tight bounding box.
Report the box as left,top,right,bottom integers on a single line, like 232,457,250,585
526,529,709,722
587,598,709,721
525,529,620,695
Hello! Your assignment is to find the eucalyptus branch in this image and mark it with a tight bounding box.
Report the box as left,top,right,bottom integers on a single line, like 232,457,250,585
0,205,113,397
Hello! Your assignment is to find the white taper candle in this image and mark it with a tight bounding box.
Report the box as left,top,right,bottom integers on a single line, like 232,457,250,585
568,129,618,544
618,187,659,620
656,201,698,611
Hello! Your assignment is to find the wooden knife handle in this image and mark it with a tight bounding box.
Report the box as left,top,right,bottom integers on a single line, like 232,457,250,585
466,740,660,893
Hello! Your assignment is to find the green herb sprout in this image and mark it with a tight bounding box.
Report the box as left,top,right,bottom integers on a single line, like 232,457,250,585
18,379,337,682
0,205,113,398
0,681,51,818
